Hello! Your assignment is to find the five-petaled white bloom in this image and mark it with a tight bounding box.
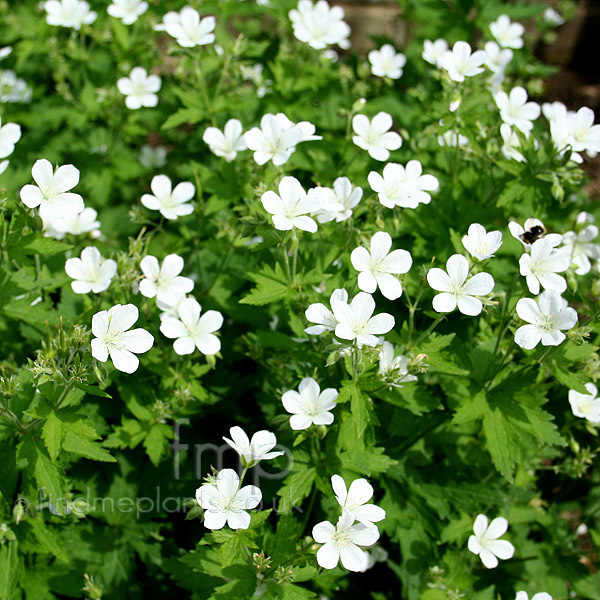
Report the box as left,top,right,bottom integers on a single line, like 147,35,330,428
500,124,526,162
43,0,97,30
65,247,117,294
282,377,338,430
516,593,552,600
20,159,84,223
422,39,448,68
159,297,223,356
490,14,524,49
569,383,600,424
0,118,21,172
203,119,247,162
519,237,571,295
223,426,284,467
508,218,562,250
107,0,148,24
139,254,194,304
45,206,100,239
483,41,513,75
495,87,540,134
196,468,261,530
514,291,577,349
368,161,439,209
378,341,417,387
139,145,167,169
261,176,320,232
141,175,195,221
310,177,362,223
352,112,402,161
164,6,216,48
289,0,351,50
305,288,348,335
462,223,503,261
468,514,515,569
117,67,161,110
91,304,154,374
368,45,406,79
312,511,379,572
331,475,386,526
331,291,394,347
440,41,486,82
427,254,494,316
351,231,412,300
561,223,600,275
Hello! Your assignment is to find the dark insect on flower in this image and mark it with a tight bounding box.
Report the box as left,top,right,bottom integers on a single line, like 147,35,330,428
521,224,546,245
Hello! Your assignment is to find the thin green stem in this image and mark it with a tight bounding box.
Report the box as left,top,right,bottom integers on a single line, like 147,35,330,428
412,315,445,348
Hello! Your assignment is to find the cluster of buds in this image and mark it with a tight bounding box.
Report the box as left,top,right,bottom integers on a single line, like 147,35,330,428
252,551,272,573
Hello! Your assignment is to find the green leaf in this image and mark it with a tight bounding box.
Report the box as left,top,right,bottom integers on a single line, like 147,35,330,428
42,411,64,462
143,423,173,466
482,408,515,482
17,437,65,501
239,263,290,306
62,431,116,462
350,386,372,438
13,235,72,256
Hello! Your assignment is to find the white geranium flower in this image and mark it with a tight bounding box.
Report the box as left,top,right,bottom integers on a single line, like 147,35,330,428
312,512,379,572
46,206,100,239
0,119,21,166
543,7,564,26
516,593,552,600
141,175,195,221
378,341,417,387
569,383,600,424
561,224,600,275
508,218,562,250
331,475,386,526
196,468,261,530
310,177,362,223
305,289,348,335
139,145,167,169
289,0,351,50
261,176,320,232
427,254,494,316
91,304,154,373
223,426,284,466
331,292,394,347
43,0,97,30
368,161,439,209
490,14,524,49
351,231,412,300
282,377,338,430
156,294,190,321
468,514,515,568
483,41,513,74
139,254,194,304
422,39,448,67
352,112,402,161
500,124,526,162
159,297,222,356
203,119,247,162
438,128,469,148
107,0,148,25
440,41,486,82
519,237,571,295
164,7,215,48
462,223,503,261
65,247,117,294
368,44,406,79
0,70,31,104
20,159,84,223
117,67,161,110
514,291,578,349
568,107,600,155
495,87,540,134
0,46,11,61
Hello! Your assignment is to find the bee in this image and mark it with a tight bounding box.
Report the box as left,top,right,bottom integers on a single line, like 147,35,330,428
520,224,546,245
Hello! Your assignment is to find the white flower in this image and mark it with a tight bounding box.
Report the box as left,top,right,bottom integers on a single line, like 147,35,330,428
46,206,100,238
331,475,385,526
462,223,503,261
368,45,406,79
196,468,261,530
352,112,402,161
0,70,31,104
519,237,571,295
164,7,216,48
543,7,564,26
351,231,412,300
65,247,117,294
310,177,362,223
368,161,439,210
568,107,600,155
282,378,338,430
514,291,577,349
468,514,515,568
508,218,562,250
154,9,181,32
422,39,448,67
117,67,161,110
107,0,148,25
490,14,524,49
20,159,84,223
561,224,600,275
378,341,417,386
139,254,194,304
0,46,11,61
91,304,154,373
139,145,167,169
305,289,348,335
0,119,21,165
261,176,320,232
289,0,351,50
483,41,513,74
495,87,540,134
569,383,600,424
516,594,552,600
427,254,494,316
141,175,195,221
312,512,379,572
223,426,284,466
500,123,526,162
331,291,394,347
203,119,247,162
438,128,469,148
43,0,97,30
440,41,486,82
156,294,190,321
159,297,222,356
